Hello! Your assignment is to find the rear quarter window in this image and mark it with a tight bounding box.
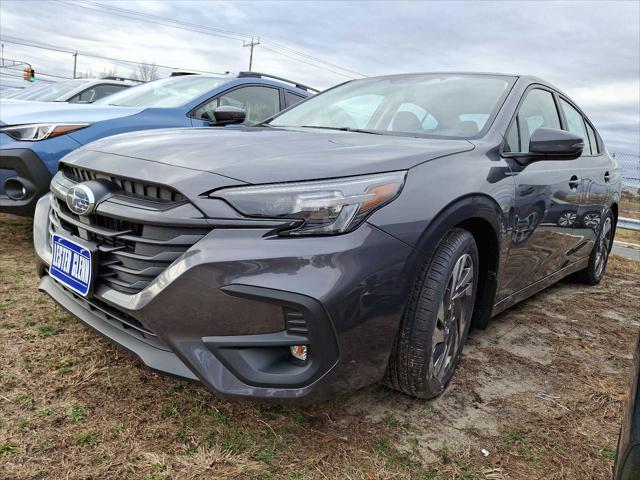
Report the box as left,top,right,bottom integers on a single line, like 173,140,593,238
284,91,305,108
585,122,599,155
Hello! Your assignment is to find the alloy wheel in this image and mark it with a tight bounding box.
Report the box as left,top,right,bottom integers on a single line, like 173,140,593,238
430,253,475,384
595,216,612,278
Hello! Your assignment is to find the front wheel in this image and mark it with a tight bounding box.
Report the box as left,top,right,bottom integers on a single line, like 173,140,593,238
386,228,479,399
575,209,614,285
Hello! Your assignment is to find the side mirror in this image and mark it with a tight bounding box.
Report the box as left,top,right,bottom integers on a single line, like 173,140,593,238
529,128,584,158
211,106,246,126
506,127,584,165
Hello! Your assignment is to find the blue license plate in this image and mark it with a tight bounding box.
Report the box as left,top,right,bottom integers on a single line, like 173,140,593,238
50,234,93,296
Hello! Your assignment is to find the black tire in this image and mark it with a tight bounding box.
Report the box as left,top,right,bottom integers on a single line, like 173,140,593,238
575,208,615,285
385,228,479,399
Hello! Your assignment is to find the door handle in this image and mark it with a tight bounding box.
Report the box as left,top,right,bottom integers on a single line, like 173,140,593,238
568,175,580,190
604,171,610,183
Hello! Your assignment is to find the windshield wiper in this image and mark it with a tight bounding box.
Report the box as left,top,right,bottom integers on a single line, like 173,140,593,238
298,125,383,135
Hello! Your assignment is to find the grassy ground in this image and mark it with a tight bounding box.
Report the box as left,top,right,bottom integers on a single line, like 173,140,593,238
1,213,638,479
614,227,639,244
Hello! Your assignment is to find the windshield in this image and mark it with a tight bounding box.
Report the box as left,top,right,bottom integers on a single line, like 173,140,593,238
94,75,227,108
269,74,514,138
12,79,92,102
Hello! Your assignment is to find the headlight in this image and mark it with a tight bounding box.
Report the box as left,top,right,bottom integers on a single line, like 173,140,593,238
212,171,406,235
0,123,90,141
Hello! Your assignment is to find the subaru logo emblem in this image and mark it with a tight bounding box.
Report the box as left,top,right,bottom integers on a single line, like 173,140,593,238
66,184,96,216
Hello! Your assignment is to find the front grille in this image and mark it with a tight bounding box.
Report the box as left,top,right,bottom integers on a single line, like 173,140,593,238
61,165,186,203
51,196,211,294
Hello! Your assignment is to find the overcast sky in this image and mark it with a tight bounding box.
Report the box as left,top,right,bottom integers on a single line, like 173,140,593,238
1,0,638,153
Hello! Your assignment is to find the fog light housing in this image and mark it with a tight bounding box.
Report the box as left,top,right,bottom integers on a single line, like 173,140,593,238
290,345,308,362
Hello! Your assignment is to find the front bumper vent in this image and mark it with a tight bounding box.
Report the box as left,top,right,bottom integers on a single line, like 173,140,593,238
284,307,308,335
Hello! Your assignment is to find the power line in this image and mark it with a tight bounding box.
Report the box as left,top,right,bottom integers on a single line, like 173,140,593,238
56,0,365,78
71,0,251,42
0,72,57,83
0,36,229,75
2,63,72,79
54,0,250,40
260,45,359,79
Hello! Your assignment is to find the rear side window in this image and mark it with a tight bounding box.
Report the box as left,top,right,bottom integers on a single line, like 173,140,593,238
560,99,588,154
507,89,561,153
284,91,305,108
585,121,599,155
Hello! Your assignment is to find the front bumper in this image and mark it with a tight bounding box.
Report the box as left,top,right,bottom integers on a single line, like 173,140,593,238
34,193,413,402
0,148,53,216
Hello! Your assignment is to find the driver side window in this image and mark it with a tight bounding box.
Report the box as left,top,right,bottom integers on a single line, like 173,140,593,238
505,89,561,153
194,86,280,123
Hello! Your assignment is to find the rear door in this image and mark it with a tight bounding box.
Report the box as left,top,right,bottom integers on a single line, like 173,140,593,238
557,97,611,261
500,87,583,297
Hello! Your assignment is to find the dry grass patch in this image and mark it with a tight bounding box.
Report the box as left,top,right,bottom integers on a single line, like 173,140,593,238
1,213,638,479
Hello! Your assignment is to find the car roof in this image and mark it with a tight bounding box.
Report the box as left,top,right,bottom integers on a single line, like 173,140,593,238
342,72,570,101
344,71,560,87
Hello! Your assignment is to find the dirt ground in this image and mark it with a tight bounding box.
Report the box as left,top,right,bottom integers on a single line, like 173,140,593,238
1,213,638,480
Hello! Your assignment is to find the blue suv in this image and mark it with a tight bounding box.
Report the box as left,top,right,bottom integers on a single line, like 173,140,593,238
0,72,314,215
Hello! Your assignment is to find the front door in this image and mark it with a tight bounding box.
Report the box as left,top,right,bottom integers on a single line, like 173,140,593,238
499,87,583,299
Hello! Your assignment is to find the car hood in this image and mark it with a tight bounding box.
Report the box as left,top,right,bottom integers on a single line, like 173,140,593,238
0,100,145,126
83,126,475,183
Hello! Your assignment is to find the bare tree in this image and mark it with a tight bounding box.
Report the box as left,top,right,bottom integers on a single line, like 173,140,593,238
76,69,94,79
77,65,118,79
100,66,119,78
133,62,160,82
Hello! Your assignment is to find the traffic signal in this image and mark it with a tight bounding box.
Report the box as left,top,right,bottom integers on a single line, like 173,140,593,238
22,68,35,82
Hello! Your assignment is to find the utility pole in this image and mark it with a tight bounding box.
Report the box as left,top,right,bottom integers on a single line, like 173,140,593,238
72,51,78,78
243,37,260,71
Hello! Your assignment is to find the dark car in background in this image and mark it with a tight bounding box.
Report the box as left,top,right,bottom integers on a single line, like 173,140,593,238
33,72,621,403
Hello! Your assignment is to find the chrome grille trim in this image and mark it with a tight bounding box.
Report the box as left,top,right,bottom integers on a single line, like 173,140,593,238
61,165,186,203
50,195,212,295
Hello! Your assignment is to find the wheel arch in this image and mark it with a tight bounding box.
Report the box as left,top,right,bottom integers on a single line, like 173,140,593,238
610,201,619,223
408,194,505,330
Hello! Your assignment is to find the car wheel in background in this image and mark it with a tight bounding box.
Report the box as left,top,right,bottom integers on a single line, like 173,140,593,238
558,210,577,227
386,228,479,399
